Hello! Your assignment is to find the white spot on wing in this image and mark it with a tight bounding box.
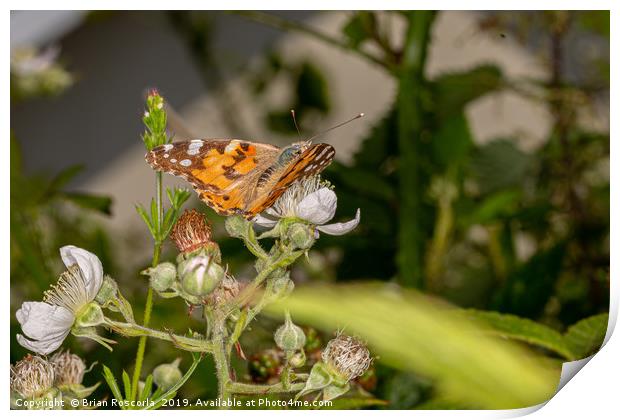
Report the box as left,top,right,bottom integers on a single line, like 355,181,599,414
225,140,240,153
163,153,169,158
180,159,192,167
170,158,177,163
163,144,173,152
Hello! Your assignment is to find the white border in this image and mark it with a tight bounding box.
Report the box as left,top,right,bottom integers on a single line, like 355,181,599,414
4,3,616,419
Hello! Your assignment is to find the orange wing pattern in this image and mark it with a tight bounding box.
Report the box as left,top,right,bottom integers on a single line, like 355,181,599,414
145,139,335,218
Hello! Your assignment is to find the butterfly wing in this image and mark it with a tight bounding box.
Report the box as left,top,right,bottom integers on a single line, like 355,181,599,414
146,139,279,215
247,143,336,215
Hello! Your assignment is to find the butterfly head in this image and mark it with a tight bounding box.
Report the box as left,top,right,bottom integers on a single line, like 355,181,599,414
278,141,311,166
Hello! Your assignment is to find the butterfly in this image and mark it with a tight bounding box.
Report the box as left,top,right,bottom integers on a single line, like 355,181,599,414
145,139,335,218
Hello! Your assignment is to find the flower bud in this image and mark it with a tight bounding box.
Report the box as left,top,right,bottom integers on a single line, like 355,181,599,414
205,275,241,307
287,223,316,249
274,312,306,352
153,358,182,391
179,255,224,297
270,272,295,300
289,351,306,368
322,334,372,381
171,210,220,261
95,275,118,306
143,262,177,292
50,350,85,386
225,215,248,238
75,302,105,328
10,355,55,399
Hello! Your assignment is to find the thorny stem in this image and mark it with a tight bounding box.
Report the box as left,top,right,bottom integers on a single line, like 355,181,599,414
212,318,232,403
227,381,306,395
107,320,214,353
131,171,163,401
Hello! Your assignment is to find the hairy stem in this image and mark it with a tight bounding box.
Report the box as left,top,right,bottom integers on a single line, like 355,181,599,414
131,171,163,401
107,320,214,352
227,381,305,395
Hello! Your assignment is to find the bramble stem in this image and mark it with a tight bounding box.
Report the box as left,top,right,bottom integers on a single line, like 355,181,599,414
212,319,231,403
106,320,214,352
227,381,305,395
131,171,163,401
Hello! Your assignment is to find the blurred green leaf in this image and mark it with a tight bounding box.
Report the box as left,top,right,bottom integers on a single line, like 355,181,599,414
462,309,574,360
47,165,84,194
61,192,113,215
296,62,330,113
460,189,521,227
342,12,376,48
267,283,559,409
564,313,609,359
432,65,503,120
431,112,473,168
492,244,566,318
471,139,532,194
320,397,387,409
384,371,432,409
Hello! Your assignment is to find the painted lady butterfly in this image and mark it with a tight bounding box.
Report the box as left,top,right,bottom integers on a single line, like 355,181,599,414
145,139,335,218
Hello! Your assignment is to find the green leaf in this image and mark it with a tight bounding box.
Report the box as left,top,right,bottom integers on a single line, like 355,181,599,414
461,309,575,360
296,62,330,113
135,204,155,237
47,165,84,193
471,139,532,195
102,365,125,408
342,12,376,48
431,112,473,169
61,192,113,215
122,370,132,402
432,65,503,120
266,283,559,409
460,190,521,227
140,374,154,401
564,313,609,359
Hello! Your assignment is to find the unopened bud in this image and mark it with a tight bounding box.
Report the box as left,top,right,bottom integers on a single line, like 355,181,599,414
274,312,306,352
271,273,294,300
143,262,177,292
287,223,315,249
225,215,248,238
153,358,182,391
95,275,118,306
179,255,224,297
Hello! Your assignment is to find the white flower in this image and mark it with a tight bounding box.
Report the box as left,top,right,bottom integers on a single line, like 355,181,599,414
16,246,104,355
254,177,360,236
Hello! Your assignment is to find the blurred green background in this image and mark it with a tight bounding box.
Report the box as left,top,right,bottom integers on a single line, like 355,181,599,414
10,11,609,409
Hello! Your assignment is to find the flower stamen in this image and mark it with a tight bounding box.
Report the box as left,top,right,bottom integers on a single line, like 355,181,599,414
43,264,89,313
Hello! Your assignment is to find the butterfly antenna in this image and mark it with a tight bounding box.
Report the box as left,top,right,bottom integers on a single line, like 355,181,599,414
291,109,302,141
306,113,365,143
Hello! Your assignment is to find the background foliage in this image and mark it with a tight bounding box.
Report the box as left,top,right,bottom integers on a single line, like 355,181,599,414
10,10,609,409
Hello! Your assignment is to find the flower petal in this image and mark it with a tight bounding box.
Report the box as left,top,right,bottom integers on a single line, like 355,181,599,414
16,302,75,339
15,302,74,354
316,209,361,236
17,331,70,355
253,214,278,228
60,245,103,301
296,187,337,225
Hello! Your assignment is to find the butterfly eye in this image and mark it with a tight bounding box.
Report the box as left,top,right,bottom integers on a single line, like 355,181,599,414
278,145,302,165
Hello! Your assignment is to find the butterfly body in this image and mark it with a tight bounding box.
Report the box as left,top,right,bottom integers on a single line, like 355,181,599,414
145,139,335,218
